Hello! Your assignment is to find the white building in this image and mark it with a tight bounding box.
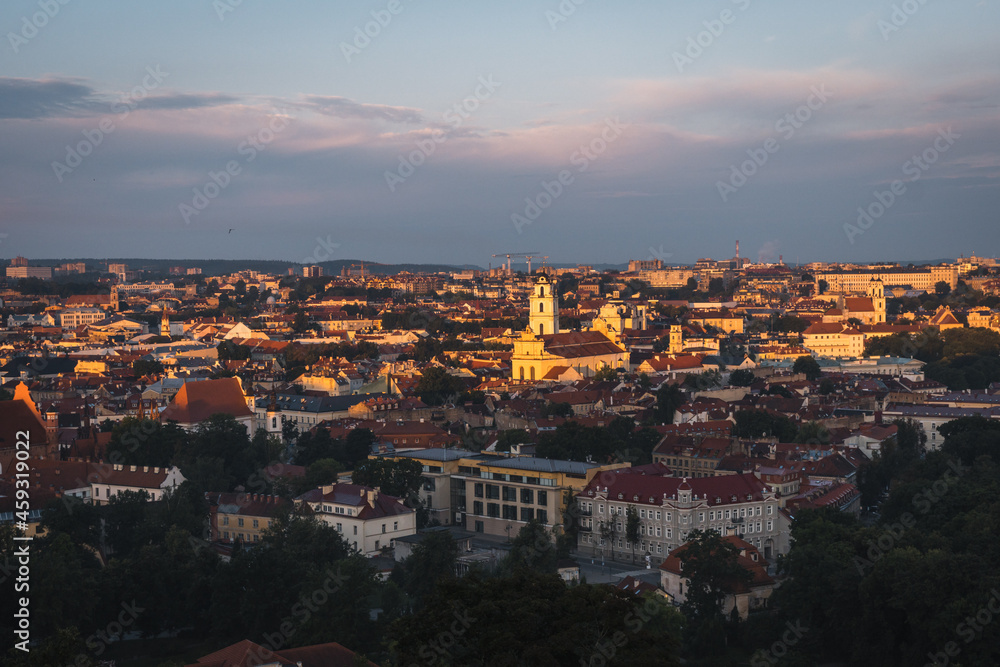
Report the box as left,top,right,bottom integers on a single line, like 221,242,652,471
297,483,417,555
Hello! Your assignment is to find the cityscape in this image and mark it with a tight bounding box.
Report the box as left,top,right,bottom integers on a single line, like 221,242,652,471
3,1,1000,666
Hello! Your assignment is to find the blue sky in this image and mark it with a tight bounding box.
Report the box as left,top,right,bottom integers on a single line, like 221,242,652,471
2,0,998,266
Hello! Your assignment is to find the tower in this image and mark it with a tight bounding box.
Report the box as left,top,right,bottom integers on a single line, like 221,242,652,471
868,278,886,324
669,324,683,354
160,309,171,337
529,274,559,337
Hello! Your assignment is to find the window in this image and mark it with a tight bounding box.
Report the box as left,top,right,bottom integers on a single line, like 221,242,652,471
238,518,244,527
537,509,547,524
655,511,661,520
767,505,773,515
521,488,533,504
503,505,517,520
502,486,516,502
253,534,259,542
520,507,534,522
473,501,483,515
375,540,380,550
598,504,604,514
353,526,357,535
475,520,484,533
252,519,259,528
394,521,398,530
382,524,386,533
486,484,500,500
537,490,548,506
336,523,342,532
487,503,500,518
223,531,229,539
222,516,229,526
474,483,484,498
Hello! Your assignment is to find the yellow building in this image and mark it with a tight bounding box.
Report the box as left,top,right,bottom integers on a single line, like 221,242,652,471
801,323,865,358
512,275,628,381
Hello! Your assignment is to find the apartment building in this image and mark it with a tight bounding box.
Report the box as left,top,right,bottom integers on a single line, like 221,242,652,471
575,471,786,562
297,483,416,555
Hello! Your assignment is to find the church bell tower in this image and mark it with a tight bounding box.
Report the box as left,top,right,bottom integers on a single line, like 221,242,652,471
529,274,559,337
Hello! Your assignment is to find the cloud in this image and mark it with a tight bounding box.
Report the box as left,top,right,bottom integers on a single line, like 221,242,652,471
0,77,99,119
300,95,424,124
136,93,241,111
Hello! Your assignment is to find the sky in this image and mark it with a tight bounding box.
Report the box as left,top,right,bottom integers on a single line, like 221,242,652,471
1,0,999,268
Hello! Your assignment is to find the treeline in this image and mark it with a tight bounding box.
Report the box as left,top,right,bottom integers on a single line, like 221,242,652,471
864,327,1000,389
744,416,1000,665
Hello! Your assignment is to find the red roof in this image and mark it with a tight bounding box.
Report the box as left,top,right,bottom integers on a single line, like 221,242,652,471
160,377,253,424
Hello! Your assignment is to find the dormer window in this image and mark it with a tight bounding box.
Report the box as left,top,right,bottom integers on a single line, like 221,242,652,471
618,493,624,500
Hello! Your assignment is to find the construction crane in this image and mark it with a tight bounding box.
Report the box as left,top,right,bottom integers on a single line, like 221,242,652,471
491,252,538,275
524,255,549,274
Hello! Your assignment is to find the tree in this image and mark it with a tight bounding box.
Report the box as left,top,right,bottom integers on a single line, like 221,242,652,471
796,421,830,445
415,366,464,405
935,280,951,297
593,365,619,382
656,383,686,423
625,505,640,564
732,409,798,442
676,530,753,654
351,458,423,499
391,531,459,609
793,355,822,381
818,279,829,294
728,368,756,387
133,359,164,377
388,570,681,666
501,519,559,575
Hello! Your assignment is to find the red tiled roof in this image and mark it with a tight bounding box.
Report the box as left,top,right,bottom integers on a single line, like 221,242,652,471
160,377,252,424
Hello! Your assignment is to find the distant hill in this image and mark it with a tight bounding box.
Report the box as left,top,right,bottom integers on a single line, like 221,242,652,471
24,258,482,277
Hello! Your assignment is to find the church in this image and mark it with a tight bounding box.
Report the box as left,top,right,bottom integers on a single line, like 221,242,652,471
511,275,629,381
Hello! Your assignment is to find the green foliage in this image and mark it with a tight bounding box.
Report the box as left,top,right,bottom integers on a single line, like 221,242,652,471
352,457,424,499
728,368,756,387
172,414,261,492
593,365,620,382
771,315,810,333
107,418,186,468
732,409,798,442
133,359,165,376
792,355,822,381
387,569,681,666
500,519,559,575
655,383,686,423
391,531,459,609
535,417,657,465
415,366,465,405
795,420,830,445
541,401,573,418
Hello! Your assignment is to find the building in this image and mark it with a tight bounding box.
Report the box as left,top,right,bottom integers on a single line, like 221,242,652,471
90,464,186,505
160,377,254,432
59,307,107,328
801,323,865,358
512,277,628,381
185,639,375,667
5,264,52,279
659,535,775,620
296,483,416,555
207,492,289,544
375,448,469,525
575,472,786,561
882,404,1000,450
458,456,626,540
816,265,958,293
